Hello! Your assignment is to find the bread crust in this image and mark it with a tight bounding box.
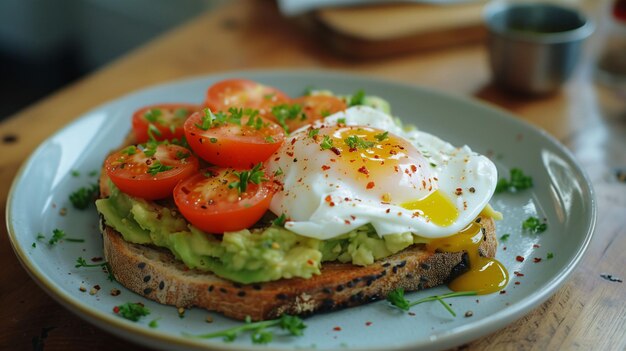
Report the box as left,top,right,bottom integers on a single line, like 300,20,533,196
100,215,497,321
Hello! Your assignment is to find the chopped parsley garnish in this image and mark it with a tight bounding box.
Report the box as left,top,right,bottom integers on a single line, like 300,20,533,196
32,242,36,248
337,117,346,124
264,136,275,143
149,318,161,328
302,85,315,96
209,137,218,143
273,167,283,177
228,163,267,194
500,234,510,242
174,108,188,119
320,110,330,117
121,146,137,156
246,114,265,130
374,131,388,141
142,139,159,157
320,135,333,150
195,108,216,130
344,135,374,150
36,233,45,241
308,129,319,139
522,216,547,233
115,302,151,322
88,170,98,177
273,213,287,227
176,150,190,160
547,252,554,260
495,168,533,193
144,109,162,123
348,89,366,107
69,183,99,210
271,104,302,132
263,93,275,100
147,161,173,176
430,162,437,168
147,123,162,140
185,314,306,344
71,170,80,177
387,288,477,317
75,257,115,281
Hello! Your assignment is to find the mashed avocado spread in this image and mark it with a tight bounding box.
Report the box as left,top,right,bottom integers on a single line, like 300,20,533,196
96,182,431,284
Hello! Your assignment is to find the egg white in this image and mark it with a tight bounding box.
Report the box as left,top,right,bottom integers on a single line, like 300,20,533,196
266,106,498,240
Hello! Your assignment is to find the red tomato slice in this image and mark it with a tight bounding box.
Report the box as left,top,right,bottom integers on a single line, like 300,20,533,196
183,109,285,168
105,144,199,200
204,79,290,117
284,95,347,132
132,104,201,144
173,168,274,233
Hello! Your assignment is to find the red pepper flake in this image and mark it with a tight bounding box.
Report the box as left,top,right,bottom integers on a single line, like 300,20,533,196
333,326,342,331
325,195,332,202
514,271,524,277
307,259,314,266
455,188,463,196
350,215,356,220
91,257,103,262
358,166,369,175
365,321,372,326
286,151,294,157
410,165,417,172
344,220,351,225
321,165,331,171
499,290,506,294
330,147,341,155
291,138,296,145
385,209,391,214
503,246,507,250
366,181,375,189
113,306,120,314
514,281,521,285
516,256,525,262
533,257,542,263
533,244,541,248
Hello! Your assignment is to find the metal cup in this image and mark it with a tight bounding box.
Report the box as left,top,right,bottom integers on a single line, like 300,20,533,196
485,2,594,95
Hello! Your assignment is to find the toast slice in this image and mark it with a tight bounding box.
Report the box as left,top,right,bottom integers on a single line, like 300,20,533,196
99,214,496,321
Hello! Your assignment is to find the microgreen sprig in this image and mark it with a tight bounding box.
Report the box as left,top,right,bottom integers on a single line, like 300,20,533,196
185,314,306,344
387,288,477,317
75,257,115,281
228,163,268,194
495,168,533,193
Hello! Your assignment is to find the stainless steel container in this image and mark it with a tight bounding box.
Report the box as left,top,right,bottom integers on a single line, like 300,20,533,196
485,2,594,94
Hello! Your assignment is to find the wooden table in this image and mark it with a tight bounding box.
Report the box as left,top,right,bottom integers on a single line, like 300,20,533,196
1,0,624,350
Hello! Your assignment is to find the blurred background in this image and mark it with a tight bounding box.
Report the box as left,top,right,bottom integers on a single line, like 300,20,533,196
0,0,225,120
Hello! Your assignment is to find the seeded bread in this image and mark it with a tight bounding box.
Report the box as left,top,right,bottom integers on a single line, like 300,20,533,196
99,212,496,321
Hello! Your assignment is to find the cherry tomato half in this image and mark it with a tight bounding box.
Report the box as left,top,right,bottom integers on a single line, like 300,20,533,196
286,95,347,132
173,168,274,233
204,79,290,117
131,104,201,144
105,144,199,200
183,110,285,168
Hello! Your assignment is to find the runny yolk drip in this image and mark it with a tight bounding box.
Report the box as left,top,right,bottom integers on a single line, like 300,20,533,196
401,190,459,227
426,222,509,294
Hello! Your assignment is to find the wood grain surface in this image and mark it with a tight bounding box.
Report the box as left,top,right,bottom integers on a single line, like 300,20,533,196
1,0,624,350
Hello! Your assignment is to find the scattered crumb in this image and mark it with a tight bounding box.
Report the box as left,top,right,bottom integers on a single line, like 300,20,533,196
499,290,506,295
79,285,87,292
178,307,186,318
59,208,67,216
89,285,101,295
110,288,121,296
205,315,213,323
333,326,342,331
600,274,623,283
464,311,473,318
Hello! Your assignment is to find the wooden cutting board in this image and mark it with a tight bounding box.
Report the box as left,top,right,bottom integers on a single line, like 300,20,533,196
305,1,488,58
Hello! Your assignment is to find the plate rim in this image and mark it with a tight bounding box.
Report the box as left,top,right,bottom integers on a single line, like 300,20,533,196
6,69,597,351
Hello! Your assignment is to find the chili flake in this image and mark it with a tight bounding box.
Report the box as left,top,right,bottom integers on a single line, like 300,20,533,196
516,256,525,262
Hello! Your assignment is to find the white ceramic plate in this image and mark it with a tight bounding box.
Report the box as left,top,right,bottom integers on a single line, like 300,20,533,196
7,70,596,351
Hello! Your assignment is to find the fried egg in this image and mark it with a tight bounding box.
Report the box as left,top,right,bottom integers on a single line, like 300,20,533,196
266,106,497,240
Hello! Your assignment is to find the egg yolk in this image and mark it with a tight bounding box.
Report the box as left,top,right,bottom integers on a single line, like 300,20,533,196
427,222,509,294
401,190,459,227
320,126,434,196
